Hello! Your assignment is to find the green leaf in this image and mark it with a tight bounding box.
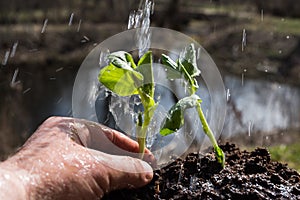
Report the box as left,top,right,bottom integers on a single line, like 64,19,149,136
160,94,202,136
136,51,155,103
99,63,143,96
178,60,198,94
179,43,201,77
108,51,137,70
160,45,200,94
137,51,152,67
124,52,137,69
161,54,182,79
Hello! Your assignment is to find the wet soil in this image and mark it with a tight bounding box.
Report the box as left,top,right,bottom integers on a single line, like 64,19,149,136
103,143,300,200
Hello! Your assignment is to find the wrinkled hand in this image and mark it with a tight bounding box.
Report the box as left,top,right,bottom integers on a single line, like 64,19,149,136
0,117,154,199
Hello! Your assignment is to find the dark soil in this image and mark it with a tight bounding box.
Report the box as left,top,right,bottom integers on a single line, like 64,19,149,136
103,143,300,200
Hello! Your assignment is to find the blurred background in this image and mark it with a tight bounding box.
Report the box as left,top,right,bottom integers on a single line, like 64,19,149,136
0,0,299,170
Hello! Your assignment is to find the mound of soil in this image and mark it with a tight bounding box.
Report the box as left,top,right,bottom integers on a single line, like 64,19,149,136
103,143,300,200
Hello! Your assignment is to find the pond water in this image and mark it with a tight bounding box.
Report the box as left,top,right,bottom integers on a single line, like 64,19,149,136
222,75,300,139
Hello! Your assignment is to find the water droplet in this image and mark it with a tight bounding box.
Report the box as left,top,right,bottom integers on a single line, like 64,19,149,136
278,50,282,54
226,88,231,101
77,19,82,32
241,72,244,86
2,50,10,65
84,36,90,41
29,49,38,53
68,13,74,26
99,49,110,66
151,1,155,15
286,35,290,39
23,88,31,94
243,68,247,72
10,41,18,58
280,132,284,136
55,67,64,72
56,97,63,104
205,109,209,119
197,47,201,59
241,29,246,52
248,121,252,137
10,68,19,87
260,9,264,22
41,19,48,34
127,11,136,29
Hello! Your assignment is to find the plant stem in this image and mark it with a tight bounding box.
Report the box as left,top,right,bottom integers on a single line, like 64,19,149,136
136,90,155,159
196,102,225,167
137,107,152,159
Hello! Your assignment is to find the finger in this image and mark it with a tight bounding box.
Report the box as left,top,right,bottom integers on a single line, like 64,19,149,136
72,119,156,164
89,149,153,193
80,120,142,152
39,117,156,165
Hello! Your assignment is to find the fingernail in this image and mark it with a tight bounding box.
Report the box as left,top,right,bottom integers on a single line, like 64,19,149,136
141,161,153,180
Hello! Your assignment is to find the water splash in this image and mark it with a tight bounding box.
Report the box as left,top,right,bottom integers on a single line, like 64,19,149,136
241,29,246,52
41,19,48,34
99,49,110,66
177,164,184,183
189,175,199,191
109,94,136,134
127,0,154,57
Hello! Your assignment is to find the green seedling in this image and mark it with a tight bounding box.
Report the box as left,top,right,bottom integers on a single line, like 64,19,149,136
98,51,157,158
160,44,225,167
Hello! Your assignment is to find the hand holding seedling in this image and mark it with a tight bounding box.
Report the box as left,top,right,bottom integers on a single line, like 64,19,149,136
0,117,154,199
160,44,225,167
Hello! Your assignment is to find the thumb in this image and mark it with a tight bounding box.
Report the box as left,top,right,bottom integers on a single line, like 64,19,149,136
88,149,153,193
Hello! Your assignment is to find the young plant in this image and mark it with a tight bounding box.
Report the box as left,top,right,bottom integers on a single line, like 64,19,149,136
160,44,225,167
98,51,157,158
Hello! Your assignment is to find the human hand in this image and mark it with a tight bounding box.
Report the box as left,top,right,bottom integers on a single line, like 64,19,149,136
0,117,154,199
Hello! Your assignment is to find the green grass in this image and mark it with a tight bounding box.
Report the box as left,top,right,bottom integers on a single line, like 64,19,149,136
268,143,300,173
257,16,300,36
